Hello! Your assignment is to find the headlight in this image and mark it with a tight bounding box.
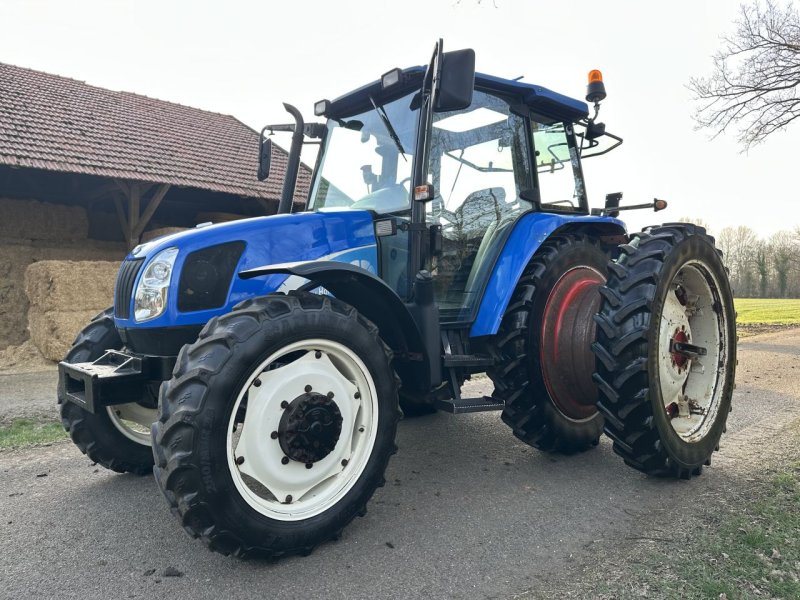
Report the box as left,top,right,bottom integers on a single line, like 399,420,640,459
134,247,178,322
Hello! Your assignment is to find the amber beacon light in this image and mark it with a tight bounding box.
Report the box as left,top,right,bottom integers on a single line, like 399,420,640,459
586,69,607,103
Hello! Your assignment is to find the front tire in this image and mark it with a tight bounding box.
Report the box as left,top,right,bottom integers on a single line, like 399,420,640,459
592,224,736,478
488,234,609,453
58,308,157,475
152,292,400,558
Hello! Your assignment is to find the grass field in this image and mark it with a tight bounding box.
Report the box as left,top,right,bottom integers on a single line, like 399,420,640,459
0,419,67,450
735,298,800,326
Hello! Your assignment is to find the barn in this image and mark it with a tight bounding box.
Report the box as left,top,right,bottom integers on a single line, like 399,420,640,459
0,62,311,363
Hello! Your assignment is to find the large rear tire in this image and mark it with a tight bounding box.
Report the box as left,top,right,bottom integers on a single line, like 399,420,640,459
488,234,609,453
58,308,157,475
152,292,400,558
593,224,736,478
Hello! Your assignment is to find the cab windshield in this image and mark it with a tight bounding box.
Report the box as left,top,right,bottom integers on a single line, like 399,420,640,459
309,92,418,214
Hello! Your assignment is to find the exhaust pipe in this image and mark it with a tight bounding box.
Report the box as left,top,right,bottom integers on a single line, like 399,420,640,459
278,103,304,214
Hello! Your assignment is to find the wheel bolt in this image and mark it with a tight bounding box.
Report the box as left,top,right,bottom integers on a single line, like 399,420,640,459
341,459,348,467
235,456,245,465
281,456,289,465
270,431,278,439
252,379,261,387
304,385,312,393
280,400,289,409
305,463,313,469
315,351,322,359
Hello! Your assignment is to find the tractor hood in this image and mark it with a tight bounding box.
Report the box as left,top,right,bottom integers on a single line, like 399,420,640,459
115,210,378,330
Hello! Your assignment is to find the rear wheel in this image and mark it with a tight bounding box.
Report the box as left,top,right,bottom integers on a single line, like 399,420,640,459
488,234,609,453
593,224,736,478
152,292,400,558
58,308,157,475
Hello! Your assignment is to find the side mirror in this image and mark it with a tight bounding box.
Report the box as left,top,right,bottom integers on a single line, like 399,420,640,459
434,49,475,113
257,136,272,181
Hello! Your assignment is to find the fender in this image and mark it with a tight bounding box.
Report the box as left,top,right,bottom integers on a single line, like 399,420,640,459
470,212,627,338
240,261,432,391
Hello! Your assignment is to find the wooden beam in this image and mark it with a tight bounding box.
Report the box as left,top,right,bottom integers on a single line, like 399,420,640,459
113,194,129,244
113,179,130,199
127,183,140,244
133,184,170,238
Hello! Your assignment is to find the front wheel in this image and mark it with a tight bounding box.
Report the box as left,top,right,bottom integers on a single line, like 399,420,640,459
152,292,400,558
593,224,736,478
58,308,157,475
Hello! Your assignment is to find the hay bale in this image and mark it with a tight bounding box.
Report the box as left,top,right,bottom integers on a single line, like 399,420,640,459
141,227,188,243
25,260,118,313
0,198,88,241
27,309,98,361
0,243,36,348
32,239,126,262
0,340,53,372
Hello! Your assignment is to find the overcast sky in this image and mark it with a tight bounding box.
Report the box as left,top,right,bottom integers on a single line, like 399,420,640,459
1,0,795,237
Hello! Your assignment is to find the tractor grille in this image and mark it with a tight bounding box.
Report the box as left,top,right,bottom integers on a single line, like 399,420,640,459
114,258,144,319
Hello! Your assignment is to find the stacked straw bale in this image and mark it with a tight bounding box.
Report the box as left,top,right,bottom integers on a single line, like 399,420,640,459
24,261,120,361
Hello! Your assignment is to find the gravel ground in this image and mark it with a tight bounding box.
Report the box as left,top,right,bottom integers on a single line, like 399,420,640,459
0,328,798,599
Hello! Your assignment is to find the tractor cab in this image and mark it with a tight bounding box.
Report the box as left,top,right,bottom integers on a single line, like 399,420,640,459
274,44,615,322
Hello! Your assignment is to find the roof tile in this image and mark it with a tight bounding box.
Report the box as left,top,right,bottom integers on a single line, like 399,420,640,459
0,62,311,202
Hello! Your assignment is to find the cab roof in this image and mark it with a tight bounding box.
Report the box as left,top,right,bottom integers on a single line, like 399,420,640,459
324,66,589,124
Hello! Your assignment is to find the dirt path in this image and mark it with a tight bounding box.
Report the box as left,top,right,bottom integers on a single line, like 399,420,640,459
0,329,798,599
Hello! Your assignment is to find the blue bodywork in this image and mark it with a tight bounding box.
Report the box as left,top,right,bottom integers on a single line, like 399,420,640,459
470,212,625,337
115,210,377,330
116,67,624,341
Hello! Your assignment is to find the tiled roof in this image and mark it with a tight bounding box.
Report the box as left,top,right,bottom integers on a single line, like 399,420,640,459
0,62,311,202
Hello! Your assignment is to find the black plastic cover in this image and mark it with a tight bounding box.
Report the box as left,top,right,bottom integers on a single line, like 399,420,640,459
178,241,245,313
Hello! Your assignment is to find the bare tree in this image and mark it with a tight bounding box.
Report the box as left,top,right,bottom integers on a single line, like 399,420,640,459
677,216,712,235
769,230,798,296
718,225,760,295
755,241,770,296
689,1,800,148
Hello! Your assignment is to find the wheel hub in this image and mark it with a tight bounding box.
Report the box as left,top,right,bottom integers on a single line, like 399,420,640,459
278,392,343,464
540,266,605,420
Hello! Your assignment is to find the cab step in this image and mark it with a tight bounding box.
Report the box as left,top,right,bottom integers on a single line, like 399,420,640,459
435,396,505,414
442,354,495,368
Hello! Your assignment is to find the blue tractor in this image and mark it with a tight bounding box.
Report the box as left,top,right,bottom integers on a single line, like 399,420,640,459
58,41,736,558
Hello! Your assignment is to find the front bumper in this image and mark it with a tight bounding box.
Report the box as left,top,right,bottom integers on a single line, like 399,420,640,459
59,350,175,414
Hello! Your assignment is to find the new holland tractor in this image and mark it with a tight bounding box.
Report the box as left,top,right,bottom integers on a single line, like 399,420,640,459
58,41,736,558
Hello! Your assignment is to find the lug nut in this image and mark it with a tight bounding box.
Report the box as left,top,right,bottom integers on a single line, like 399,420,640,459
252,379,261,387
358,427,365,433
270,431,278,439
305,463,313,469
315,351,322,359
327,391,334,399
235,456,245,465
284,495,293,504
280,400,289,409
281,456,289,465
304,385,312,393
341,459,348,467
354,391,360,399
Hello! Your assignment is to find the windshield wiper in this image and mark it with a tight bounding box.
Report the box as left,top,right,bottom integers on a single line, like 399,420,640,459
369,96,407,162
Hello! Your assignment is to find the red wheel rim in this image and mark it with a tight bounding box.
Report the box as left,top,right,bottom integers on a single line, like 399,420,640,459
539,267,604,420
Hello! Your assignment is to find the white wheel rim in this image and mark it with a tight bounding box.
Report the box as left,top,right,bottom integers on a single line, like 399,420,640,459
226,339,379,521
107,403,157,445
657,259,730,442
